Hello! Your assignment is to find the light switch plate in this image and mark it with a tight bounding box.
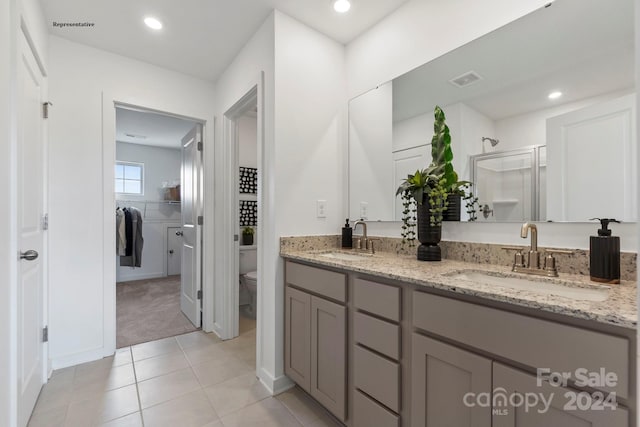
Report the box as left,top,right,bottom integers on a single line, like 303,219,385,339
359,202,368,220
317,200,327,218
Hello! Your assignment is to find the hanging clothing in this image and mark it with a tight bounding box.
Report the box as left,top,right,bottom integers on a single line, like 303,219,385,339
120,206,144,268
115,208,126,256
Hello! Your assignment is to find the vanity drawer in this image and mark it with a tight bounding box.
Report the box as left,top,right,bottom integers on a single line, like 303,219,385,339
354,311,400,360
285,261,346,303
354,345,400,412
353,390,400,427
354,278,401,321
413,291,629,398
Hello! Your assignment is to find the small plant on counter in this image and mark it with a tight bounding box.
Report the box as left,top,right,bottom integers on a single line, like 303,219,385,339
242,226,254,245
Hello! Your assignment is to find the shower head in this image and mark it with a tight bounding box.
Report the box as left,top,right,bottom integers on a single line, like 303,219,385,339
482,137,499,147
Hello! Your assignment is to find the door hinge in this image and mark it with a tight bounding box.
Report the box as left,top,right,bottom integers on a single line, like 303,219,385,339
197,141,203,152
42,102,53,119
42,326,48,343
197,216,203,226
42,213,49,231
234,234,239,242
197,290,202,300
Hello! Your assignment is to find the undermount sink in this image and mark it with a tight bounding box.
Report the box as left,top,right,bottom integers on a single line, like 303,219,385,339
447,270,610,302
318,251,370,261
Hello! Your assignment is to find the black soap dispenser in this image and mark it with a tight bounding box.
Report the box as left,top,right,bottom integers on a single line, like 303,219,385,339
589,218,621,284
342,219,352,248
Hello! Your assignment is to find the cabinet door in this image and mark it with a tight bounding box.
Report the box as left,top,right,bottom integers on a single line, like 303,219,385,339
285,286,311,392
493,363,628,427
411,333,491,427
310,296,347,421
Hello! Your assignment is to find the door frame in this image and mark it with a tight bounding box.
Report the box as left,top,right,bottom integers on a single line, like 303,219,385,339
101,98,210,355
220,85,260,340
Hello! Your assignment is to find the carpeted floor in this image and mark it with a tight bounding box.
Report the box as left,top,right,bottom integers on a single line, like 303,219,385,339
116,275,198,348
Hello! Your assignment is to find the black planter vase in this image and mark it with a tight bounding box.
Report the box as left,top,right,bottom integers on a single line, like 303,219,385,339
416,197,442,261
442,194,461,222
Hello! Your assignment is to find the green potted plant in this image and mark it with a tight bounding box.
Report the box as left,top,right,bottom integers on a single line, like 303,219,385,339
242,226,254,246
396,106,462,261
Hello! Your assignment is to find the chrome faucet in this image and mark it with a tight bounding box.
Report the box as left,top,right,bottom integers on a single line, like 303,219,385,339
353,220,368,251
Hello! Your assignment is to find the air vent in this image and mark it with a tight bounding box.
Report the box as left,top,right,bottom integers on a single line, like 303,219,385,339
449,71,483,88
125,133,147,139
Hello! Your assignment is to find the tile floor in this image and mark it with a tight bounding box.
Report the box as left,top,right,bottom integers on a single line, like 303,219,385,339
28,322,342,427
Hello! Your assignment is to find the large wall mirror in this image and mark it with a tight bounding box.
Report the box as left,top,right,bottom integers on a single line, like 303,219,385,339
348,0,636,223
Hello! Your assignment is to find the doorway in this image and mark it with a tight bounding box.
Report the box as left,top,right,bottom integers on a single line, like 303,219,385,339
114,106,203,348
224,86,260,346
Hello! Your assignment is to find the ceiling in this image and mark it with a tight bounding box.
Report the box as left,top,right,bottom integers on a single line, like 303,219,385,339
392,0,635,122
41,0,409,82
116,108,197,149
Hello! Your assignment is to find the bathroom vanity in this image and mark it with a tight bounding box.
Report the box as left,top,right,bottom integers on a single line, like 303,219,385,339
281,248,637,427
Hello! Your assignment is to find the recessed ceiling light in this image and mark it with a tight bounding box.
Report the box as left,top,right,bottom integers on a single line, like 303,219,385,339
144,17,163,30
548,91,562,100
333,0,351,13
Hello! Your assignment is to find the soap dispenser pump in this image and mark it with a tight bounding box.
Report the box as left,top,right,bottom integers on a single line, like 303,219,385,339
342,219,353,248
589,218,620,284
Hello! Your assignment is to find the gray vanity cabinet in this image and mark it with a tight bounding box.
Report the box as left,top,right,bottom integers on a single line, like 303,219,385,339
284,286,311,391
284,261,347,422
411,333,492,427
492,363,629,427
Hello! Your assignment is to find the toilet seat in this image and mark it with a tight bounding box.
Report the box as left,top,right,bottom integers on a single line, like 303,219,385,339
245,271,257,282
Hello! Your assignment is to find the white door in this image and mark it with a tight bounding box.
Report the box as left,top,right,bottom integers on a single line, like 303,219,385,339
17,31,46,426
167,227,182,276
546,94,636,222
180,125,202,327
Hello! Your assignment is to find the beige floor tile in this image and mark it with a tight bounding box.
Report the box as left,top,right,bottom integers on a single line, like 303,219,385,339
305,414,343,427
71,364,136,403
137,367,201,409
113,348,133,367
142,389,218,427
220,397,302,427
33,386,73,415
131,337,181,361
203,372,270,418
183,343,228,366
176,331,222,350
50,366,76,379
191,357,252,387
277,387,331,426
27,405,67,427
65,384,139,426
133,351,189,382
74,354,127,378
98,412,143,427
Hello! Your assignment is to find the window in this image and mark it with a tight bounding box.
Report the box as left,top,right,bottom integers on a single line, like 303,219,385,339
115,161,144,195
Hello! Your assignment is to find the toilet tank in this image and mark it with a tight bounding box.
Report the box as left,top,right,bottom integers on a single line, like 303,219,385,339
239,247,257,274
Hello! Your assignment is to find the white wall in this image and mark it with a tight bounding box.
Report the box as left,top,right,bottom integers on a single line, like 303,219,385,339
48,36,215,369
116,142,181,202
349,83,393,221
346,0,638,252
0,0,16,424
115,142,181,282
212,12,276,389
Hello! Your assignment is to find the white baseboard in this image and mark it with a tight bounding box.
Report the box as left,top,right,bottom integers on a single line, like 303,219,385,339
51,346,109,370
116,272,165,282
258,367,295,395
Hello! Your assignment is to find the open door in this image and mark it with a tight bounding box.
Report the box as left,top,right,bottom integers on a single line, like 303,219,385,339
17,30,46,426
180,124,203,327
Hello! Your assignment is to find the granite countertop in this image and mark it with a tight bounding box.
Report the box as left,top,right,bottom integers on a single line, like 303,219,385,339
281,248,637,330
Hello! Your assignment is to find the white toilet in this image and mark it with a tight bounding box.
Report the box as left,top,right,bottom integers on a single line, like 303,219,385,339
239,247,257,318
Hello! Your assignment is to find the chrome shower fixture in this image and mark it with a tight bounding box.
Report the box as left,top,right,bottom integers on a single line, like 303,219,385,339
482,137,499,146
